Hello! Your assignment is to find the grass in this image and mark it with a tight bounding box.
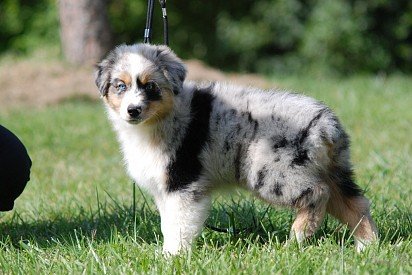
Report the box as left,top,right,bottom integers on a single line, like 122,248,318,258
0,75,411,274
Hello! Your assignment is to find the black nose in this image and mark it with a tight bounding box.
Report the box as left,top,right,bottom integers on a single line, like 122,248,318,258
127,105,142,118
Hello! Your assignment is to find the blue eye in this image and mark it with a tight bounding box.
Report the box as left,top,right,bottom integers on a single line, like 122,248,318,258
117,83,127,92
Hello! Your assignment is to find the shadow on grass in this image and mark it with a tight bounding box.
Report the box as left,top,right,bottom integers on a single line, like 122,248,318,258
204,196,412,248
205,197,292,244
1,195,410,250
0,198,162,249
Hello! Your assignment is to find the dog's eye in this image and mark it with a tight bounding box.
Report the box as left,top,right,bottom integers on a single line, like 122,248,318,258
117,82,127,93
145,82,156,93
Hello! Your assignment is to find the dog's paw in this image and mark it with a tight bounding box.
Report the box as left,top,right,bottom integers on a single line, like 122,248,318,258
162,247,180,257
162,240,184,256
355,238,377,252
289,230,307,244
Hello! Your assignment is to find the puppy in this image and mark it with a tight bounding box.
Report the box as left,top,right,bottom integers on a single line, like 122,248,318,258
95,43,378,254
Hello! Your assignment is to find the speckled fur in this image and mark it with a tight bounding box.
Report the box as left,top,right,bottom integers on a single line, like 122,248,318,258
95,43,378,255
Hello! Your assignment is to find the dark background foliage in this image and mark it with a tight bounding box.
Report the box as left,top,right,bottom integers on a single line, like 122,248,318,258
1,0,411,75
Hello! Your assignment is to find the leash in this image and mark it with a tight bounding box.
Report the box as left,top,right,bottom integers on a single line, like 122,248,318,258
143,0,169,45
159,0,169,46
143,0,155,43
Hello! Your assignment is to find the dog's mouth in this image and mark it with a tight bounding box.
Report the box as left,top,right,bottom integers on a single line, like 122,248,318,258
125,118,143,124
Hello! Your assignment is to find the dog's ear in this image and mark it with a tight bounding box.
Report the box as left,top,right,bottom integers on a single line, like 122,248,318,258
95,51,116,97
155,45,187,94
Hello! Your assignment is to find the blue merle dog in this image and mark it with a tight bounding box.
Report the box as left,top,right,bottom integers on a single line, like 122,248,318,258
95,43,378,255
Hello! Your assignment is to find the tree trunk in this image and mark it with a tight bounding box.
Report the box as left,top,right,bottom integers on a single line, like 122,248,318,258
59,0,112,65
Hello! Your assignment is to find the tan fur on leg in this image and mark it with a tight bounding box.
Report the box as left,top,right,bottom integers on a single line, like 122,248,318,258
290,205,327,242
327,194,378,251
290,184,329,242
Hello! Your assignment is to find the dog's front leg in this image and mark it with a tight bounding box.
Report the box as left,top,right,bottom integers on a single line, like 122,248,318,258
156,191,211,255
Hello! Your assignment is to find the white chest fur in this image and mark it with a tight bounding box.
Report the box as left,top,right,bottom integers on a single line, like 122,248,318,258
110,114,169,196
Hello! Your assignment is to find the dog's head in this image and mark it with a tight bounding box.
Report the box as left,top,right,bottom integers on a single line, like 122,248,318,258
95,44,186,124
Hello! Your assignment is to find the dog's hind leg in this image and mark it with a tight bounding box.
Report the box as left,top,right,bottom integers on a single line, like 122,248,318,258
326,191,378,252
290,183,330,243
323,160,378,251
156,191,211,255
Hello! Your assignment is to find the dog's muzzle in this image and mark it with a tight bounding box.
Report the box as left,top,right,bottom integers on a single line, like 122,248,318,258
127,104,142,121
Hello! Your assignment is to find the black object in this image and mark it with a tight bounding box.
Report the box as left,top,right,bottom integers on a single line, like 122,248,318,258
159,0,169,46
143,0,169,46
143,0,155,43
0,125,32,211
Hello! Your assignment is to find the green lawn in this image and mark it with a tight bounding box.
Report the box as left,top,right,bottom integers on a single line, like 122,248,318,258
0,75,411,274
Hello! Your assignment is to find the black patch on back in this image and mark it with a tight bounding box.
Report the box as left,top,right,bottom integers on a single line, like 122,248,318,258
290,109,326,167
166,87,215,192
297,108,326,145
255,165,267,190
272,136,288,151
